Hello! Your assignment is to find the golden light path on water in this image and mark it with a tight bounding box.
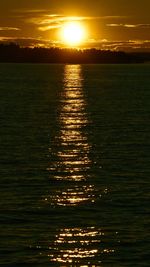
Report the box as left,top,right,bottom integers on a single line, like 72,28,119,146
50,227,103,264
58,64,91,184
47,226,115,264
43,65,116,264
47,65,95,206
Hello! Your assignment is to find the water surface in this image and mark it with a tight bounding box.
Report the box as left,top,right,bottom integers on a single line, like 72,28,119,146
0,63,150,266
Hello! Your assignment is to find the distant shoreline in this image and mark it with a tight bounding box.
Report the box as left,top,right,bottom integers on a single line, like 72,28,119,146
0,43,150,64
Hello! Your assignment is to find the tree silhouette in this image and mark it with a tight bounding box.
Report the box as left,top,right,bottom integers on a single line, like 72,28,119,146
0,43,147,63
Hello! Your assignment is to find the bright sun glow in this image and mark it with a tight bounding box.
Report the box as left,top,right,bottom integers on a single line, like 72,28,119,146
61,21,86,46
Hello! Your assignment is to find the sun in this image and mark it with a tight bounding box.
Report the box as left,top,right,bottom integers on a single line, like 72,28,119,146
61,21,86,46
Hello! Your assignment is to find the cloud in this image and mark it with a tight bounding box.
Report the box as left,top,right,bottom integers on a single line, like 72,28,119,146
11,8,126,32
1,36,150,51
23,11,125,31
93,39,150,52
135,24,150,28
26,15,94,31
14,9,48,14
0,36,59,47
77,38,150,52
0,27,20,31
107,23,150,28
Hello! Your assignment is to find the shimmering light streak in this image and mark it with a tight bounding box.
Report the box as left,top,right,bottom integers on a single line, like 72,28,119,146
47,65,91,183
47,227,116,263
45,66,115,264
45,185,95,206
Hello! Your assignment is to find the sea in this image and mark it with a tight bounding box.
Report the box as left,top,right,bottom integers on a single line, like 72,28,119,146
0,63,150,266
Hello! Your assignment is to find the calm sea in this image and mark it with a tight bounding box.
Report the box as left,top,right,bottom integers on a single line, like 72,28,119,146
0,63,150,266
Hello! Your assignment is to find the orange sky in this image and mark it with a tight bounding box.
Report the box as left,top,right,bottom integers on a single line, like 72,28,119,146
0,0,150,51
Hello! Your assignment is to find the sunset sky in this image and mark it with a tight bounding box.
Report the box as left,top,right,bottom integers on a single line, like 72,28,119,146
0,0,150,51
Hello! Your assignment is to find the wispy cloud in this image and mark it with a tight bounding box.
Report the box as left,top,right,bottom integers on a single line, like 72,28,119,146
12,8,126,32
14,9,48,14
1,36,150,52
0,36,57,47
0,27,20,31
91,39,150,52
134,24,150,28
107,23,150,28
23,11,125,31
26,15,95,31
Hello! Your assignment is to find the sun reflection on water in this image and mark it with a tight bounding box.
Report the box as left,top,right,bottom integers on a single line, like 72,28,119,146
45,184,95,207
47,65,94,205
38,65,117,265
50,227,101,263
47,227,115,264
57,65,91,179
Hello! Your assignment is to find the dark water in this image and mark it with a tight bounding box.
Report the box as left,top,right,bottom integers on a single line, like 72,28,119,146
0,63,150,266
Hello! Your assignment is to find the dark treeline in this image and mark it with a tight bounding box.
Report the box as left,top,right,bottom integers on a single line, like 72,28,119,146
0,43,148,63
